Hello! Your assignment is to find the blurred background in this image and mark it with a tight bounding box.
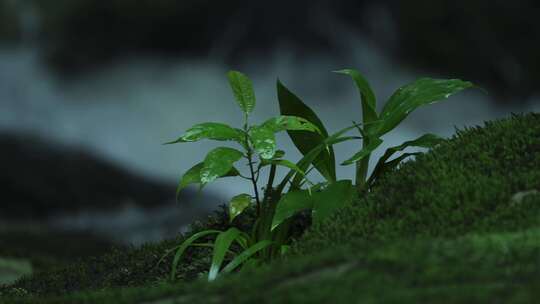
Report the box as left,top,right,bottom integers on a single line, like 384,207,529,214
1,0,539,273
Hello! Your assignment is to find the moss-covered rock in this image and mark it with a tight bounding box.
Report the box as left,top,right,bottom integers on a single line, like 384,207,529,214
1,112,539,303
297,111,540,252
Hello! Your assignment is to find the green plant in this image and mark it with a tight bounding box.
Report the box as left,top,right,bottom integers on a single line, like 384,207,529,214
164,69,476,282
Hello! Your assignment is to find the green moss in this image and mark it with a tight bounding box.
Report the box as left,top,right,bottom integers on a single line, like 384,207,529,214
2,112,539,303
297,112,540,253
0,207,251,296
6,225,540,303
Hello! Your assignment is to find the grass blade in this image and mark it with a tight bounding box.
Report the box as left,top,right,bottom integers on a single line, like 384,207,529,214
170,230,221,281
208,228,243,281
221,240,273,274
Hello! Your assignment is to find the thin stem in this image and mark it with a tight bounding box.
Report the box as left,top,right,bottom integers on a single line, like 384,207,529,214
254,164,261,183
263,164,277,203
247,151,261,215
352,120,371,195
355,139,370,195
243,117,261,216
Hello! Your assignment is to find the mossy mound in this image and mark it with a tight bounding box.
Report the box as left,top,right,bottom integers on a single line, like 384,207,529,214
297,111,540,253
2,112,539,303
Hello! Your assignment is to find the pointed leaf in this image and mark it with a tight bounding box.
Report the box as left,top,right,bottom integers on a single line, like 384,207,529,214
311,180,355,224
170,230,221,281
208,228,244,281
249,124,276,159
177,162,239,198
165,123,244,145
277,80,336,182
229,194,253,223
221,240,273,274
271,189,313,231
228,71,256,115
367,133,444,185
373,133,444,171
263,115,321,134
368,152,422,187
334,69,378,134
201,147,244,185
341,137,384,165
376,78,474,136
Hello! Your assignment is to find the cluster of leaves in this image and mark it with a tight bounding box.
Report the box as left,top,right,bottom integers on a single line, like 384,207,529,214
165,69,476,281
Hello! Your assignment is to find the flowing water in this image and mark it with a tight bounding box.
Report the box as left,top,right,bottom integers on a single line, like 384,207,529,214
1,14,539,244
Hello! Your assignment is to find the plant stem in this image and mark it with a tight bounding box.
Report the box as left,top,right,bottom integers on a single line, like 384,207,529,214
263,164,277,203
243,117,261,216
247,152,261,214
355,138,371,195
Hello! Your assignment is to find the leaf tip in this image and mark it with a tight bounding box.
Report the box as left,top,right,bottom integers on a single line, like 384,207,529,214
332,69,349,75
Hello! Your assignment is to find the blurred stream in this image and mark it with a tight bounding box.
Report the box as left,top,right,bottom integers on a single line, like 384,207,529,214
1,3,539,244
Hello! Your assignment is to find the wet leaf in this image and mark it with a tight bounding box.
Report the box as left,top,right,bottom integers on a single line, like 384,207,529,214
228,71,256,115
277,80,336,182
376,78,475,136
165,122,244,145
229,194,253,223
201,147,244,185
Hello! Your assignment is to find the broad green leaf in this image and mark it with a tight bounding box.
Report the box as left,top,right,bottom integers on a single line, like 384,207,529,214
176,162,239,198
221,240,273,274
165,122,244,145
170,230,221,281
249,124,276,159
271,189,313,231
228,71,256,115
372,133,444,171
229,193,253,223
334,69,378,134
311,180,355,224
367,133,444,186
376,78,474,136
277,80,336,182
201,147,244,185
250,116,323,161
208,227,245,281
341,137,384,165
263,115,321,134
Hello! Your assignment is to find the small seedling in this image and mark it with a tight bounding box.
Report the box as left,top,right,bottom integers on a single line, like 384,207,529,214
163,69,477,281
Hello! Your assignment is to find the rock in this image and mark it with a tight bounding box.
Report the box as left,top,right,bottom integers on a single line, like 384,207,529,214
0,132,177,219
